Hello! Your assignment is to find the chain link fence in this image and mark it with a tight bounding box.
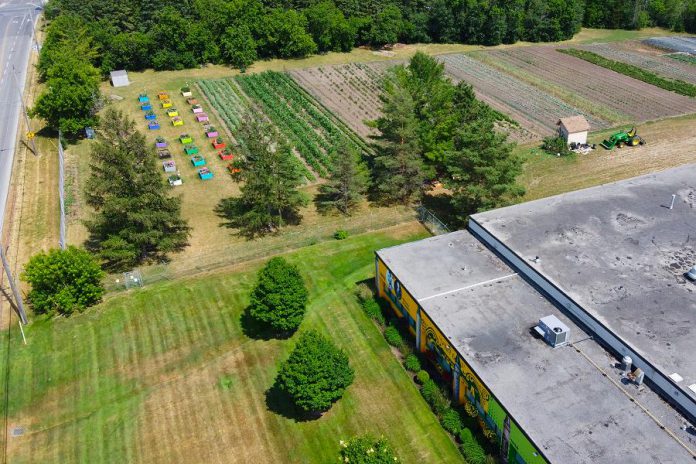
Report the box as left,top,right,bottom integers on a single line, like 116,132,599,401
416,205,450,236
106,206,420,292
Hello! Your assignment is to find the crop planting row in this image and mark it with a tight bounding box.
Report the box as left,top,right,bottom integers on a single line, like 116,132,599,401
577,43,696,85
668,53,696,65
233,71,366,178
197,79,248,131
290,63,385,138
485,47,696,122
440,54,609,140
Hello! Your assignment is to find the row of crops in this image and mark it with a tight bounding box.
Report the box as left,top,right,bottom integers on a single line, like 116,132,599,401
199,71,368,180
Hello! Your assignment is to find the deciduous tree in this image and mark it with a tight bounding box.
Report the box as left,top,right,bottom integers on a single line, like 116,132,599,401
21,246,104,316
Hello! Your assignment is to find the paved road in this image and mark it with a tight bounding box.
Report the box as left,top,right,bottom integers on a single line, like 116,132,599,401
0,0,38,236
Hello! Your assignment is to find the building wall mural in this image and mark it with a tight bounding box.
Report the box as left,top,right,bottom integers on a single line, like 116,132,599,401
375,255,549,464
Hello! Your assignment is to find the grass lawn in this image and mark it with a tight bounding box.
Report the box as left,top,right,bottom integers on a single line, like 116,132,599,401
518,114,696,201
2,223,464,464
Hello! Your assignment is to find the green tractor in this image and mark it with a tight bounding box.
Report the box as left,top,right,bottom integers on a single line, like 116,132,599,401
601,127,646,150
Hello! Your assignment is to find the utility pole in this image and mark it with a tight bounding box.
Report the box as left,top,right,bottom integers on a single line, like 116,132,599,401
58,131,66,249
0,247,27,344
12,65,37,157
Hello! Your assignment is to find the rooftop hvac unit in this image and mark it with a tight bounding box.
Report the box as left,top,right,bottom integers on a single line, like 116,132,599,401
534,315,570,348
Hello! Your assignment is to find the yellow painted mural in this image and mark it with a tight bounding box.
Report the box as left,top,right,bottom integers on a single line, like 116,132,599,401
376,259,418,323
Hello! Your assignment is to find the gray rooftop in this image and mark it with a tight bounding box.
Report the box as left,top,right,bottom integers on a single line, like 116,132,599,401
377,230,696,463
472,164,696,395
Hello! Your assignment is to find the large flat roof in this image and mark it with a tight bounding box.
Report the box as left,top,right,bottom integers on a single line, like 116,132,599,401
377,231,695,463
472,164,696,395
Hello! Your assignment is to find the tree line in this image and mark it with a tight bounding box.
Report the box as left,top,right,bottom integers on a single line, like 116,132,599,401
44,0,696,77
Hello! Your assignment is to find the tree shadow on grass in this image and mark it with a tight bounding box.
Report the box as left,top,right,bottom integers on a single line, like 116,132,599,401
239,308,294,341
265,379,321,422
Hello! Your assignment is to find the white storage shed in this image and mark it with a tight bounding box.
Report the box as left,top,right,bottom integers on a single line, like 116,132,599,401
557,115,590,145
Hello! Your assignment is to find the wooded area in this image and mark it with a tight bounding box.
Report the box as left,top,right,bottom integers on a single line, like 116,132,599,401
45,0,696,75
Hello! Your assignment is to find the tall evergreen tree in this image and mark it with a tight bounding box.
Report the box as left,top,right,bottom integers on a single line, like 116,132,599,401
370,77,429,204
85,109,190,270
317,143,369,215
218,113,308,237
443,85,524,219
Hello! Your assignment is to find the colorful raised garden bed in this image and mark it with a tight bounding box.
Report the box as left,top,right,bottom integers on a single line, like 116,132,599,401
171,116,184,127
179,134,193,144
148,121,160,130
190,155,206,167
168,174,183,186
181,86,192,97
205,127,219,138
144,111,157,120
186,97,198,105
184,144,199,155
163,160,176,172
157,149,172,159
162,100,173,109
218,148,234,161
196,113,209,122
141,103,152,111
155,136,167,148
198,168,213,180
138,94,149,103
158,91,169,100
227,164,241,174
212,137,225,149
166,108,179,117
191,105,203,114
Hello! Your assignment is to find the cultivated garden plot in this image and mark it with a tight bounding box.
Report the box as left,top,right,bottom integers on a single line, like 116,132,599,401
576,42,696,85
485,46,696,122
440,54,609,140
290,63,385,138
643,36,696,54
200,72,368,180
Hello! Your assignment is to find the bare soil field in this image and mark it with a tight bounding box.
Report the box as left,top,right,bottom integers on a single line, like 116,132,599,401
576,42,696,84
484,46,696,122
439,53,609,140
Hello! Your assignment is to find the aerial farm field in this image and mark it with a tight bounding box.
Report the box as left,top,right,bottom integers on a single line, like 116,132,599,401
576,42,696,85
480,47,696,123
289,63,385,138
439,53,609,141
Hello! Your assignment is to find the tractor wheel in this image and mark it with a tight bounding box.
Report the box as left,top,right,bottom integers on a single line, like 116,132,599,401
639,139,646,145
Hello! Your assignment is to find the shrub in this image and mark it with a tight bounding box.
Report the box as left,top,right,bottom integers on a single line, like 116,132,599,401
218,374,234,390
440,408,463,435
420,379,449,416
355,282,374,303
541,135,571,157
403,354,421,372
21,246,104,316
333,229,349,240
276,330,354,414
248,257,308,334
362,299,385,326
339,435,400,463
383,325,404,350
415,370,430,385
460,428,486,464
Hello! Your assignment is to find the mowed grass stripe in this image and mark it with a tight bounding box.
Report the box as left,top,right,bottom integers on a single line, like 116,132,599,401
4,226,463,463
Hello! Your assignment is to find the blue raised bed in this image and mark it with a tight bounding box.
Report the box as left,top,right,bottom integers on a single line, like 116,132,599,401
145,113,157,120
138,95,149,103
141,104,152,111
191,156,206,167
148,122,160,130
198,168,213,180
